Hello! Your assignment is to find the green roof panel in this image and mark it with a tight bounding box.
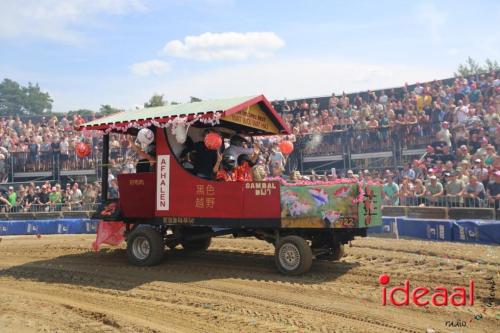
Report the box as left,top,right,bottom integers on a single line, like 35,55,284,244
81,95,258,128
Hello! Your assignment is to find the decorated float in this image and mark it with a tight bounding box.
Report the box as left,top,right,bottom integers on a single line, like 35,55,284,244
77,95,382,275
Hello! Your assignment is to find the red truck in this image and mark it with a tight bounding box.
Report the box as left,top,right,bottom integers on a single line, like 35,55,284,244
78,95,382,275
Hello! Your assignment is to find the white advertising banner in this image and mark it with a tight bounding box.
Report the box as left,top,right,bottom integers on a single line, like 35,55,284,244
157,155,170,211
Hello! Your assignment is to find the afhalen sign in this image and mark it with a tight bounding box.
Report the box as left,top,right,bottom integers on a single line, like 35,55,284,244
157,155,170,211
379,274,474,306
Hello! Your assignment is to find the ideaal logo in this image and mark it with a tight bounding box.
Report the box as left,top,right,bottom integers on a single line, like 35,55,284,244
378,274,474,306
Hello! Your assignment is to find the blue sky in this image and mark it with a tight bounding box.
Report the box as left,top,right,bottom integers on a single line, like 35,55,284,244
1,0,499,112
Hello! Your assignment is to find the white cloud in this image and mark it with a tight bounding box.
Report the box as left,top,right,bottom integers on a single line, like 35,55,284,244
161,32,285,61
130,60,171,76
0,0,147,44
415,3,447,43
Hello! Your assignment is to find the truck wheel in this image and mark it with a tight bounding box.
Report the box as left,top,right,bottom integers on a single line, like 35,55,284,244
329,242,345,261
275,235,312,275
318,242,345,261
127,227,164,266
181,237,211,251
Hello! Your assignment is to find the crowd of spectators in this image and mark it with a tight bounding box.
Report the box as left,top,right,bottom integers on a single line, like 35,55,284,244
0,180,100,213
273,72,500,155
0,72,499,211
271,71,500,209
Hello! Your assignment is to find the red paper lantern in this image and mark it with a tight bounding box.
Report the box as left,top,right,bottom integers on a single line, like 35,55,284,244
76,142,91,158
204,132,222,150
279,140,294,154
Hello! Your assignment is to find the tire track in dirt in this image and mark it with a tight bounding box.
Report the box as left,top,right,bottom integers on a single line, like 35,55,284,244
0,235,498,333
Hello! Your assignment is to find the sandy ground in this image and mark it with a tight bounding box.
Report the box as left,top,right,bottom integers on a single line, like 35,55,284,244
0,234,498,333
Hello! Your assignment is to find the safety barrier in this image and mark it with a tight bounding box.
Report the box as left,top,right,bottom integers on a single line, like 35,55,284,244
368,217,500,245
0,219,98,236
0,217,498,245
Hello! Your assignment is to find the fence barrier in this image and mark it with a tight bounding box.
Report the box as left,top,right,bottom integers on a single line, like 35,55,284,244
368,217,500,245
0,219,98,236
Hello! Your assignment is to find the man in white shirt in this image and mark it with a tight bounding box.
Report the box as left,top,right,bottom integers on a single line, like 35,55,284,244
436,121,452,147
455,100,469,125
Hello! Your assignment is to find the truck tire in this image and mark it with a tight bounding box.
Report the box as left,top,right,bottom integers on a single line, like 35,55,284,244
275,235,312,275
329,241,345,261
181,237,211,251
127,227,164,266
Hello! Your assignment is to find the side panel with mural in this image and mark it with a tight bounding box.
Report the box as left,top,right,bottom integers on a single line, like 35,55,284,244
358,185,382,228
280,183,382,228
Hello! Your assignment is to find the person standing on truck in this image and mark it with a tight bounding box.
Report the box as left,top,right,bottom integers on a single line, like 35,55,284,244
129,128,156,173
215,154,237,181
193,129,223,180
236,154,255,181
223,134,255,161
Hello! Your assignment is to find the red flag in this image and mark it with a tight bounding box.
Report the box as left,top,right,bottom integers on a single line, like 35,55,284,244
92,221,125,251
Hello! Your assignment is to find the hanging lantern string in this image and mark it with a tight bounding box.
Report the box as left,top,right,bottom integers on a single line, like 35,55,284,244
100,112,223,135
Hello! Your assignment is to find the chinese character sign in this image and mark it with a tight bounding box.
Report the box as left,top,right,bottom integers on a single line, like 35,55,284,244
195,184,216,209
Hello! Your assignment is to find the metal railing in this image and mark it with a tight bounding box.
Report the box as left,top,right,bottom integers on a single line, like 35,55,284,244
384,195,499,209
0,203,100,213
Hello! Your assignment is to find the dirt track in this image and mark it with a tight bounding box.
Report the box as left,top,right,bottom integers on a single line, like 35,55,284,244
0,235,498,333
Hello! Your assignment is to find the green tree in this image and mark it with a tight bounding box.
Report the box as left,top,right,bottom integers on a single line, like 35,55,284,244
98,104,121,117
144,94,166,107
0,79,53,116
0,79,25,116
190,96,202,103
23,82,53,115
455,57,499,76
67,109,95,118
484,58,500,72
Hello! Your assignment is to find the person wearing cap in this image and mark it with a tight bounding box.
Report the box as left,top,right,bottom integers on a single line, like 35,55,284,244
34,185,50,212
445,172,464,207
471,159,489,187
223,134,257,163
346,170,354,179
215,154,237,182
7,186,17,209
463,175,485,207
486,170,500,209
49,186,62,211
425,175,444,206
